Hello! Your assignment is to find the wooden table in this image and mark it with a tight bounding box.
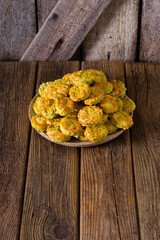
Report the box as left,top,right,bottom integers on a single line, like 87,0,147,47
0,61,160,240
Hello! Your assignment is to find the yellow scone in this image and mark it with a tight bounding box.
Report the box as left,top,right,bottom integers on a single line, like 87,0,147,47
122,96,136,113
46,118,62,128
69,83,91,101
40,104,57,119
60,116,83,138
84,124,108,142
63,70,94,85
33,97,57,119
33,96,47,114
100,95,118,114
112,111,133,129
84,85,104,106
55,97,74,116
97,81,113,94
86,69,107,84
53,78,71,86
110,80,126,98
47,126,71,142
78,106,103,126
31,115,47,131
41,82,69,99
105,120,118,134
38,82,54,96
114,97,123,110
63,69,107,85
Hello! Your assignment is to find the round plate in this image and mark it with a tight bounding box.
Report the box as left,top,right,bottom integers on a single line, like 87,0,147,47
29,94,126,147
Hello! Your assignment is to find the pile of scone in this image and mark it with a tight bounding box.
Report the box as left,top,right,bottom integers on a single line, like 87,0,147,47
31,69,136,142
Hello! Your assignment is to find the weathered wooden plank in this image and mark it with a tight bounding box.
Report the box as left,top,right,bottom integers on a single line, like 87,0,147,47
37,0,59,29
0,62,37,239
0,0,36,60
20,0,111,61
125,63,160,239
80,61,139,239
82,0,139,61
20,62,80,240
140,1,160,62
37,0,80,60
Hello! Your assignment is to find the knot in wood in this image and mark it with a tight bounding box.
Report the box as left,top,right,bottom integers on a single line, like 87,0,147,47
53,225,70,239
52,13,59,20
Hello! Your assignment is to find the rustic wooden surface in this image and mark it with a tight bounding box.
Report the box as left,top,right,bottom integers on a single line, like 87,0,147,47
82,0,139,61
0,0,36,60
140,0,160,62
0,61,160,240
1,0,160,62
80,61,139,240
37,0,59,29
20,0,112,61
0,62,37,239
126,62,160,240
20,62,80,240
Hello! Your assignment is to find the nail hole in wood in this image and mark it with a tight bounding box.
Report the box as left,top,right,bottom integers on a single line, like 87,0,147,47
52,13,59,20
54,38,64,51
107,51,111,60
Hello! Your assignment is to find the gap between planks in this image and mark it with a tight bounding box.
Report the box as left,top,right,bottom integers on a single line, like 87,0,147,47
0,62,37,240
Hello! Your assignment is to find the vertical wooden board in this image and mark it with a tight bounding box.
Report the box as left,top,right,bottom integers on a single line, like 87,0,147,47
140,1,160,62
80,61,139,240
0,0,36,60
82,0,139,61
20,62,80,240
0,62,37,239
37,0,59,28
125,63,160,239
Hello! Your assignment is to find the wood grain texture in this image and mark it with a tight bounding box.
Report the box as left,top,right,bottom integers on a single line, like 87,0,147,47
37,0,80,61
0,62,36,239
20,62,80,240
80,61,139,240
0,0,36,60
20,0,111,61
140,0,160,62
82,0,139,61
125,63,160,239
37,0,59,29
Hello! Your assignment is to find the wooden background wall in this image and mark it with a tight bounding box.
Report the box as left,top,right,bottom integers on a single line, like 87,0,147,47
0,0,160,62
